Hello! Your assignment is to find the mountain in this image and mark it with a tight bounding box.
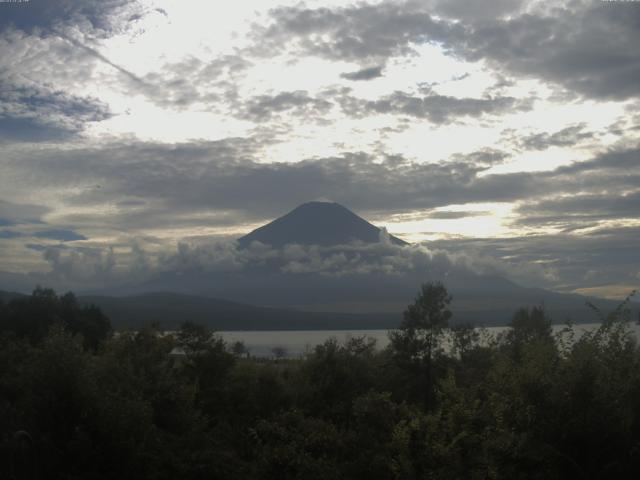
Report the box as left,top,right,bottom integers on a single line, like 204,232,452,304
0,289,27,303
78,292,398,330
238,201,407,247
126,200,633,326
0,288,397,330
4,202,634,329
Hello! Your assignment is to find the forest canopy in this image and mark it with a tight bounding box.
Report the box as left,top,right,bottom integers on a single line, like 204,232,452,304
0,285,639,479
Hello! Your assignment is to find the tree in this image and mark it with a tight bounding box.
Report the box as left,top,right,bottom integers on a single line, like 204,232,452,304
389,282,452,408
503,305,553,359
0,287,111,349
175,321,235,414
231,340,249,358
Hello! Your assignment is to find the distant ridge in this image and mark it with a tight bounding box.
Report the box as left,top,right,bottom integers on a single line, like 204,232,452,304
0,290,26,303
77,292,398,330
238,201,407,248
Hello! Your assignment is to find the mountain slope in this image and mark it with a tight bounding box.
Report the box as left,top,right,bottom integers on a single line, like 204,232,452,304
5,201,631,329
0,289,27,303
78,292,398,330
238,201,407,247
120,201,634,326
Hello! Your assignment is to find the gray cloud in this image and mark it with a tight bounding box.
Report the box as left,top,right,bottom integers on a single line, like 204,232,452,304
21,231,577,294
340,65,384,81
425,210,490,220
257,1,640,101
431,0,527,22
337,90,530,124
449,148,510,166
0,81,111,141
57,33,147,87
255,2,456,64
0,230,22,239
239,90,333,122
0,199,49,224
133,54,250,110
451,2,640,101
512,123,596,151
515,191,640,228
3,138,638,240
0,0,144,36
0,229,86,242
430,224,640,292
43,245,116,284
34,229,87,241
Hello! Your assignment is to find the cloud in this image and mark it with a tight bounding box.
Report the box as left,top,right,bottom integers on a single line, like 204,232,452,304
238,90,333,122
43,245,116,283
0,0,144,36
444,1,640,101
256,1,640,101
340,65,384,81
20,231,567,294
0,230,22,239
1,135,638,295
127,54,250,110
425,210,491,220
56,33,148,87
430,224,640,292
255,2,455,64
34,229,87,241
431,0,527,22
337,90,530,124
3,139,639,233
449,148,510,166
0,80,112,141
0,199,48,224
515,191,640,228
511,123,596,151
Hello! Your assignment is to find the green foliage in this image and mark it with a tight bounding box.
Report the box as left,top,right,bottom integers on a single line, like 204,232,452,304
504,305,553,353
0,287,111,350
2,285,640,479
389,282,452,408
300,336,379,420
176,321,235,416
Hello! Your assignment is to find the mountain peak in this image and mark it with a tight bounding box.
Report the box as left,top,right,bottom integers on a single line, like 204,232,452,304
238,202,407,248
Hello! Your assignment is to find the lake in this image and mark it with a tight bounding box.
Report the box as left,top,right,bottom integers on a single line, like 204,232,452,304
217,322,640,358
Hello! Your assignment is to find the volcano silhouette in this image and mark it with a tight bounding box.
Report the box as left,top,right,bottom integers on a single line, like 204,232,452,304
238,201,407,248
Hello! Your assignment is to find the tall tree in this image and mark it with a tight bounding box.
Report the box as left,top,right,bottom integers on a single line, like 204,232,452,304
389,282,452,408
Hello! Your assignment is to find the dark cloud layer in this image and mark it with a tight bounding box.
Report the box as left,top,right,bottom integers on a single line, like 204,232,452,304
0,0,142,36
0,81,111,141
516,191,640,228
4,139,638,235
430,224,640,292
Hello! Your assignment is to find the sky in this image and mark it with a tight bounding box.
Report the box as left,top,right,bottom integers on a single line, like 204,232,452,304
0,0,639,298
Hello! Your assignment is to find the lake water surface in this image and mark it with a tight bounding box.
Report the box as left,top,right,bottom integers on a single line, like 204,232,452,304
218,323,640,358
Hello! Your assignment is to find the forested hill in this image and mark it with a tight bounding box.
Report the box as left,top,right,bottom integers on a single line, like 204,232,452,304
2,288,635,330
72,292,399,330
0,290,26,303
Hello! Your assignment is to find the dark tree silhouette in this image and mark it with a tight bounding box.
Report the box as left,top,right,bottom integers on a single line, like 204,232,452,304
389,282,452,408
0,287,111,349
